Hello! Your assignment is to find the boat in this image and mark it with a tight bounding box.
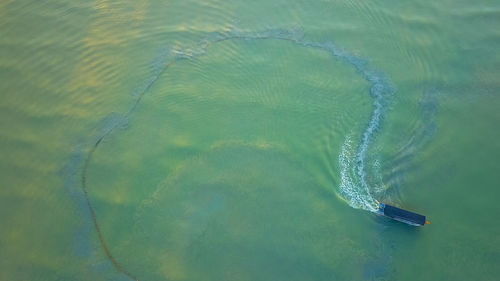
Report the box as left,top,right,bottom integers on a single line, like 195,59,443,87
377,202,430,226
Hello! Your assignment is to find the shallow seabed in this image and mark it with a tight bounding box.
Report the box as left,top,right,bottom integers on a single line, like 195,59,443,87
1,1,499,280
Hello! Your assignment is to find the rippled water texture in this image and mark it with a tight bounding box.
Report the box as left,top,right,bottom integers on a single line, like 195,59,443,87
1,1,499,281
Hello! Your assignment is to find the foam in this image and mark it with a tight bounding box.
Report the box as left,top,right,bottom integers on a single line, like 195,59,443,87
339,137,379,212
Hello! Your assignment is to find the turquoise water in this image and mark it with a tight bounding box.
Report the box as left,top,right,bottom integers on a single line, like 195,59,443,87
1,1,499,280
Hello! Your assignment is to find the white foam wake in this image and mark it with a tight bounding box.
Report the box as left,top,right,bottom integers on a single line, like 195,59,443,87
337,67,392,212
339,136,379,212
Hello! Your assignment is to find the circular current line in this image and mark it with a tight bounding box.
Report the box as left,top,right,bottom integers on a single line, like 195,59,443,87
80,32,389,280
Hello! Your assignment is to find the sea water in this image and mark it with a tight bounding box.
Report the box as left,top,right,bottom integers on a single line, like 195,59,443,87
1,1,499,280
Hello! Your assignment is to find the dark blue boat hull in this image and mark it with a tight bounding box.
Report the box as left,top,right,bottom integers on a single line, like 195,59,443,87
377,203,427,226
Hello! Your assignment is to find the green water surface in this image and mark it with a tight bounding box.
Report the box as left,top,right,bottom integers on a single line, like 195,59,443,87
1,1,499,280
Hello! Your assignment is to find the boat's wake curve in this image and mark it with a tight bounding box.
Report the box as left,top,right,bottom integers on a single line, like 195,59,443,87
188,26,395,213
338,65,393,212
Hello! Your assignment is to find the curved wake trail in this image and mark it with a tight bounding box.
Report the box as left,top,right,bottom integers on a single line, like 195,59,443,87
179,28,394,214
338,67,392,212
63,26,393,280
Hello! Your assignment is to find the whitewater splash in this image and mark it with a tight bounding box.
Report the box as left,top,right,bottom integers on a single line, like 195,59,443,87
339,136,379,212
